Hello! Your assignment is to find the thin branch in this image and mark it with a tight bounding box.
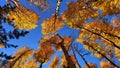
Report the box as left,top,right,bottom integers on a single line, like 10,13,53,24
71,46,81,68
39,58,46,68
74,46,91,68
93,27,120,39
86,44,119,67
6,49,32,68
76,25,120,50
102,31,120,39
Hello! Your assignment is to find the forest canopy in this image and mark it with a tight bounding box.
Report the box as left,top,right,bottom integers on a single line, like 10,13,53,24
0,0,120,68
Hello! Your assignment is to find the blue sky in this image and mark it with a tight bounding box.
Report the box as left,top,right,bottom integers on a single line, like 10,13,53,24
0,0,101,68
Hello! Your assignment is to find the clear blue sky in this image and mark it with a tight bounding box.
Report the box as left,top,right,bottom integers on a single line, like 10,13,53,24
0,0,100,68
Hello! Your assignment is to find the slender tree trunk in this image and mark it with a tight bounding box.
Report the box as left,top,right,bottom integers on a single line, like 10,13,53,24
39,62,43,68
54,0,62,30
71,46,81,68
75,25,119,67
57,34,76,68
74,47,90,68
76,25,120,50
87,44,119,68
60,42,76,68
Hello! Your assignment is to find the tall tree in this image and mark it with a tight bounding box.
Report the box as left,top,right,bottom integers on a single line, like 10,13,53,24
1,0,120,68
34,44,55,68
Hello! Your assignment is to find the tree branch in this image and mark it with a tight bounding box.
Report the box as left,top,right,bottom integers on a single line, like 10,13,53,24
71,46,81,68
74,46,91,68
86,44,119,67
56,34,76,68
76,25,120,50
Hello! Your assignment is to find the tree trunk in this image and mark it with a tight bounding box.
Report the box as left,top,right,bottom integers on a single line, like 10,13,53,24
6,49,31,68
74,47,90,68
57,34,76,68
71,46,81,68
87,44,119,68
39,62,43,68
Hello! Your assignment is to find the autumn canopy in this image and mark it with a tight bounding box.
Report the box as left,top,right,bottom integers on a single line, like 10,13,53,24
0,0,120,68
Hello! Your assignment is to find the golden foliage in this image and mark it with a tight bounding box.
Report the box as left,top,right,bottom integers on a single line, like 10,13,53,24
48,34,62,50
62,36,73,46
115,48,120,61
61,54,68,67
13,46,33,59
41,14,64,35
4,1,120,68
81,40,114,59
7,5,39,30
22,60,38,68
40,34,62,50
48,56,59,68
76,21,120,59
34,44,54,63
62,2,99,28
112,16,120,30
61,36,73,50
100,61,113,68
85,22,120,45
40,34,59,44
40,34,73,51
92,0,120,16
84,63,97,68
10,46,33,68
61,54,76,68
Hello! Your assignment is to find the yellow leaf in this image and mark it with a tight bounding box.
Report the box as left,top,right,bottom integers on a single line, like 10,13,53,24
84,63,97,68
34,44,54,63
41,14,64,35
8,46,33,68
48,56,59,68
7,5,39,30
23,60,38,68
100,61,110,68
